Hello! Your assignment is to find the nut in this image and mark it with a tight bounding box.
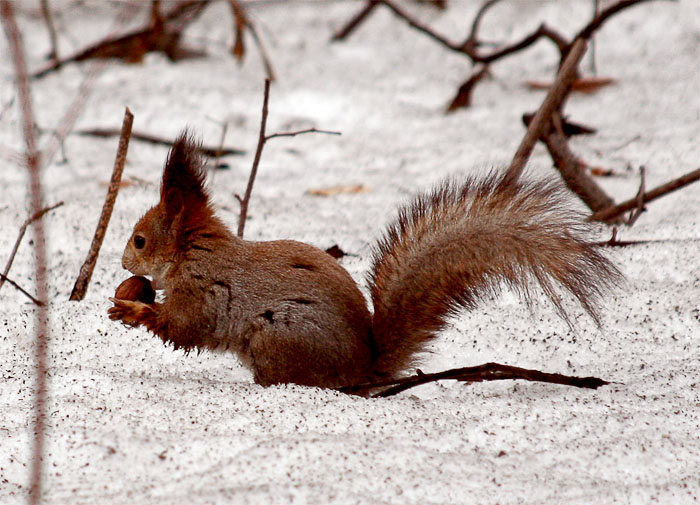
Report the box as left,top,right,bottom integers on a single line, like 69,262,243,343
114,276,155,304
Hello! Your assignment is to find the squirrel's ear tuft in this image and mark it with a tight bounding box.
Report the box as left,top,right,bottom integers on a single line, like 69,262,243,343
161,130,209,213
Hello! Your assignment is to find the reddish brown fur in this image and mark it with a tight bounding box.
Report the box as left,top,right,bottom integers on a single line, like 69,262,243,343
109,132,621,391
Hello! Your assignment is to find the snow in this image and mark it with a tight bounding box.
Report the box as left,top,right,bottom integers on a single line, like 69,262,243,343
1,1,699,504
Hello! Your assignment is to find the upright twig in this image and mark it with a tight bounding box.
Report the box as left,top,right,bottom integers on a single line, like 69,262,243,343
1,2,49,503
0,201,64,294
236,80,340,238
39,0,59,63
236,79,271,238
70,108,134,301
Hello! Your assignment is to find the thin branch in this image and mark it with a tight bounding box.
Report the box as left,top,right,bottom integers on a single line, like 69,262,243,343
332,0,380,41
590,167,700,223
75,127,245,157
337,362,609,397
228,0,276,81
70,108,134,301
1,2,49,503
265,127,341,141
0,272,45,306
504,37,588,185
0,201,64,294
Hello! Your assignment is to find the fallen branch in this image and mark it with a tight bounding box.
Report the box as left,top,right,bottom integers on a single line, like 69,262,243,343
69,108,134,301
236,79,341,238
590,167,700,223
0,201,64,294
338,362,609,397
32,1,209,78
76,127,245,157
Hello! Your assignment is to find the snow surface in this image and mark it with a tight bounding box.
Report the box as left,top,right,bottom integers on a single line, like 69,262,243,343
1,1,699,504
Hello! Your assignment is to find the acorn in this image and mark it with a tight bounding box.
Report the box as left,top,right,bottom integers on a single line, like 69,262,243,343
114,276,155,304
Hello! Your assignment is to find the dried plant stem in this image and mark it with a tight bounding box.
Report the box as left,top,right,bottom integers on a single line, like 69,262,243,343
70,107,134,301
1,1,49,502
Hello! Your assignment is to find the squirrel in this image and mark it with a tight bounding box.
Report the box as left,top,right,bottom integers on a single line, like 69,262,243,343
108,131,621,391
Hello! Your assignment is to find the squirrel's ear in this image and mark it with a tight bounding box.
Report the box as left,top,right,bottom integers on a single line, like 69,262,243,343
164,187,184,224
161,130,209,215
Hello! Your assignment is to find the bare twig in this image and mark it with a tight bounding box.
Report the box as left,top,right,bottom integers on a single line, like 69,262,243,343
70,108,134,301
1,2,49,502
332,0,380,41
237,79,272,238
626,165,646,225
590,167,700,223
266,127,341,141
39,0,59,63
0,201,64,294
338,362,609,397
0,272,45,306
504,38,588,185
236,80,341,238
76,127,245,157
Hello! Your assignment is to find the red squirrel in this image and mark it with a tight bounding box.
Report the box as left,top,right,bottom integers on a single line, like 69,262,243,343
108,132,621,390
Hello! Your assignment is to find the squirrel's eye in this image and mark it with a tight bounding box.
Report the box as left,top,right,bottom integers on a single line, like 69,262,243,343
133,235,146,249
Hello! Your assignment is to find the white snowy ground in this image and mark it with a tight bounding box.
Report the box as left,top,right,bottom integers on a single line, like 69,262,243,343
1,1,699,504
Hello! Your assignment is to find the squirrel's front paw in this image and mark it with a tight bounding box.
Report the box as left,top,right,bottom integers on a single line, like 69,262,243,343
108,298,149,327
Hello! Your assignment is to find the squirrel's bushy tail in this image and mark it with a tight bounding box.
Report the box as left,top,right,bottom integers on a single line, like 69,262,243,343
367,173,621,378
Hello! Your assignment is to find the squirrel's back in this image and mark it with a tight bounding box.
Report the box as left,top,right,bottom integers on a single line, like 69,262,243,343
367,173,621,379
